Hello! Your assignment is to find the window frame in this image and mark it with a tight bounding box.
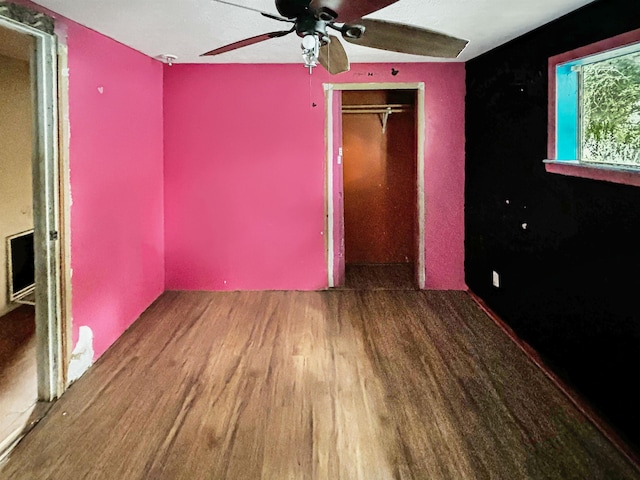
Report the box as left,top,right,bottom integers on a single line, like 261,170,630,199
545,28,640,186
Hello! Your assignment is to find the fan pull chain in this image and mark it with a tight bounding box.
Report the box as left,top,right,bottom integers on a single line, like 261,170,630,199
309,70,313,110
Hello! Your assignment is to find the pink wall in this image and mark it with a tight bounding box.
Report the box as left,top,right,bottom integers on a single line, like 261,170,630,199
11,1,166,359
164,62,465,290
64,22,165,358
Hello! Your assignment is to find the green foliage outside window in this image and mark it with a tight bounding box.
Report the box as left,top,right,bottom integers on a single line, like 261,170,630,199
581,51,640,166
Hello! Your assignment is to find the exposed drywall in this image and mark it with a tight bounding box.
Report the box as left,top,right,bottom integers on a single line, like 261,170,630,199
67,325,93,383
63,21,165,359
0,54,33,317
465,0,640,451
163,62,466,291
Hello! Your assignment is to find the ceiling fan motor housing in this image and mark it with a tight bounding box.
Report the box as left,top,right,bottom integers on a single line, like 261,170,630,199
275,0,310,18
295,15,330,44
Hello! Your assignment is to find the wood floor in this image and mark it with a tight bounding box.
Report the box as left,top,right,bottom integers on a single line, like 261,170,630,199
1,290,638,479
0,306,38,452
339,263,416,290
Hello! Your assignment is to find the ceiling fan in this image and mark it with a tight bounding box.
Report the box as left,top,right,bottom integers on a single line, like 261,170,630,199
202,0,468,74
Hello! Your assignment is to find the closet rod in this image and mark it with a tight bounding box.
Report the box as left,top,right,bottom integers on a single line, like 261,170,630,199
342,104,413,132
343,110,412,115
343,103,411,109
342,107,413,115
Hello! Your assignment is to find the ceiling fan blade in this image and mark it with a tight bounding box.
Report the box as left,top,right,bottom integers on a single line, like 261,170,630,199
201,30,293,56
211,0,292,22
343,18,468,58
309,0,399,23
318,35,350,74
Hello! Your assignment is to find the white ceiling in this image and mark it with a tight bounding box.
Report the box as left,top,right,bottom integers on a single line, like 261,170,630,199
31,0,597,64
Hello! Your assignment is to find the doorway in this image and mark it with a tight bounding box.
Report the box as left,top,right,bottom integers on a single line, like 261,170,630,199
0,8,66,456
0,27,37,450
324,83,426,290
342,89,417,289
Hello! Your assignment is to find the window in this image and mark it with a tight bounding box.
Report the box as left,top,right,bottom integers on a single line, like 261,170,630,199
547,29,640,186
581,48,640,166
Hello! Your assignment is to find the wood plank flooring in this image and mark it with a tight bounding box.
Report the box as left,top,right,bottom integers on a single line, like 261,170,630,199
0,306,38,451
339,263,416,290
1,290,638,479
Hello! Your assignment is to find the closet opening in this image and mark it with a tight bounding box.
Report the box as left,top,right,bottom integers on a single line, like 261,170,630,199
325,83,425,290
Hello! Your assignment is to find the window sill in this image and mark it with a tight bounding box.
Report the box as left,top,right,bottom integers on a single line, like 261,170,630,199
544,160,640,187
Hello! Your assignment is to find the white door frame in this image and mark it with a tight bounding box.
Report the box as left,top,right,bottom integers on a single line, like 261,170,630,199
324,82,426,289
0,10,66,400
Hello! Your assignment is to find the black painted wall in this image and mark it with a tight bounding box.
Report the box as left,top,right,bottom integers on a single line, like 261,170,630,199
465,0,640,452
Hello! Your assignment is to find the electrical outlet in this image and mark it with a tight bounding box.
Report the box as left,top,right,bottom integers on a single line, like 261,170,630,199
492,271,500,288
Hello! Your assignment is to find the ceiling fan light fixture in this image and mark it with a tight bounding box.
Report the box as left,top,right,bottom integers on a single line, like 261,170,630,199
301,34,320,73
206,0,468,74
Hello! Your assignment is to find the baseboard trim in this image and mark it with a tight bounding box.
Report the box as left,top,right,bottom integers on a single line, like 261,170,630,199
0,427,24,465
467,290,640,473
0,401,52,466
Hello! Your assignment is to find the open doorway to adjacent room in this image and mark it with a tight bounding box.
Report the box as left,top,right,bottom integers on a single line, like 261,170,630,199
325,83,424,291
0,22,38,454
0,10,68,457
